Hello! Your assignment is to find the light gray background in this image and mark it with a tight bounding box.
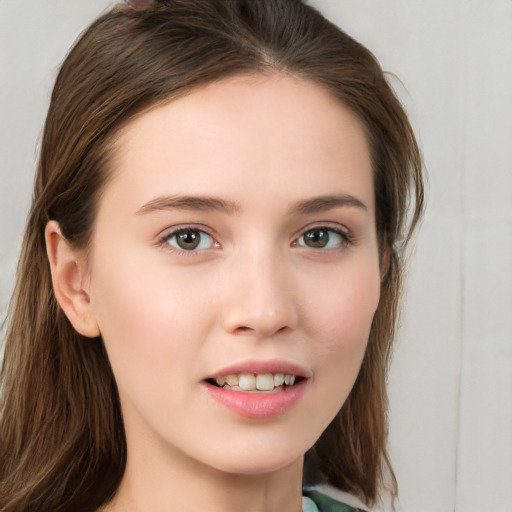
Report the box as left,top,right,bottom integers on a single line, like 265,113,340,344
1,1,511,510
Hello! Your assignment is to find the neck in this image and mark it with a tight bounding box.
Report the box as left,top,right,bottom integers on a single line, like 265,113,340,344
101,436,304,512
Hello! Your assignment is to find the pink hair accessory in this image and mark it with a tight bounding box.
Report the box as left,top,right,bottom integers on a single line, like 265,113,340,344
123,0,156,11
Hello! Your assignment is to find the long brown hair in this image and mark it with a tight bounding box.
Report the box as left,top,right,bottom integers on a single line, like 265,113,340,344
0,1,424,510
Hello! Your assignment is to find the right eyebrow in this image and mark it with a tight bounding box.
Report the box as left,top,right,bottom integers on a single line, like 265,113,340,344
135,195,241,216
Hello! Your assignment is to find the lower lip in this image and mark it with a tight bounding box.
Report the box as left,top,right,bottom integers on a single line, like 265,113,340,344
203,380,308,419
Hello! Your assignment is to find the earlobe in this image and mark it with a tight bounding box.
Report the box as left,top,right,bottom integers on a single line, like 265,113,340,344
45,221,100,338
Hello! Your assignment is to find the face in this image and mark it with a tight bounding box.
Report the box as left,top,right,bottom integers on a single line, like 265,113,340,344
85,74,380,476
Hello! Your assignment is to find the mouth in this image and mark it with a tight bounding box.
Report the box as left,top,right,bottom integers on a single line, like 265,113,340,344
203,362,310,418
205,373,305,393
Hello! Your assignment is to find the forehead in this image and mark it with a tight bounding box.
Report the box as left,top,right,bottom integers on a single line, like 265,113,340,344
105,73,374,214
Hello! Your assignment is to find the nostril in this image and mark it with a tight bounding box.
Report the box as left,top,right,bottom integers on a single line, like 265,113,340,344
233,326,255,335
221,296,299,337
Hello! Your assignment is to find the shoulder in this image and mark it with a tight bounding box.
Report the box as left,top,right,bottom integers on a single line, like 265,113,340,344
303,489,368,512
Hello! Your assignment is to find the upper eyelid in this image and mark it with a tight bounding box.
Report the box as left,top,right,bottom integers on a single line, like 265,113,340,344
156,225,221,254
292,222,352,241
157,223,218,241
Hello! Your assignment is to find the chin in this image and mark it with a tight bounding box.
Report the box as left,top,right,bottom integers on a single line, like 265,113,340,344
202,442,306,477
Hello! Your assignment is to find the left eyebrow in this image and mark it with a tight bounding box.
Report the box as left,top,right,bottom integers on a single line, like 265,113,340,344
135,195,241,215
291,194,368,215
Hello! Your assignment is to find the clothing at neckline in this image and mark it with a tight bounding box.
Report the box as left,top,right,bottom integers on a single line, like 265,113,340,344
303,489,368,512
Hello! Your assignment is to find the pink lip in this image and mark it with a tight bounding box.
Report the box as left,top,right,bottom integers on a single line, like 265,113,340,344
206,359,312,379
203,359,311,419
203,379,308,419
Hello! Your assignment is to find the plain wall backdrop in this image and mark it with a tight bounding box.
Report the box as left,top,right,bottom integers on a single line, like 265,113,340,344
1,1,511,510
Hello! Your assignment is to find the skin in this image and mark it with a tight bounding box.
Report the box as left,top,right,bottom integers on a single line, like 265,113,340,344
46,73,381,512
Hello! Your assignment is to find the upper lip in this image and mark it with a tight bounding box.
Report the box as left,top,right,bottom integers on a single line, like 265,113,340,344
206,359,312,379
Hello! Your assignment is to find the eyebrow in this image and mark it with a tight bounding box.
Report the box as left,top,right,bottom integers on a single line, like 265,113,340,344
292,194,367,214
135,193,367,216
136,195,241,215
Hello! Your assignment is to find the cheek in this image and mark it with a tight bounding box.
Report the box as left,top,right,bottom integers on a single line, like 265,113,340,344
87,249,213,387
305,259,381,391
308,257,380,339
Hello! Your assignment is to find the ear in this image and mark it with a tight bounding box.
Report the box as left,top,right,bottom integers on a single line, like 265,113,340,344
380,245,391,281
45,221,100,338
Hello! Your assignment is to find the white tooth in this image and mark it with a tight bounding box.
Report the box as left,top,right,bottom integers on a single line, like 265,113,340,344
256,373,275,391
289,375,296,386
226,374,238,386
274,373,285,387
284,375,291,385
223,384,232,390
238,373,256,391
216,376,227,386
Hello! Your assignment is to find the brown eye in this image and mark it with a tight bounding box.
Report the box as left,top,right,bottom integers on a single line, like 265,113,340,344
166,229,214,251
304,229,329,248
298,228,348,249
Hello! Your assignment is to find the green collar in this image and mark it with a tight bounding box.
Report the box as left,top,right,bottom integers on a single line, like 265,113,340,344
303,489,367,512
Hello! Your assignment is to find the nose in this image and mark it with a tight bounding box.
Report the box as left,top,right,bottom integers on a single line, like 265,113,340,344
219,248,299,337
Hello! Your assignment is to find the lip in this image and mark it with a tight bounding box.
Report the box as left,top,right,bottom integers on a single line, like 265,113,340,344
206,359,312,379
203,359,311,419
203,378,308,419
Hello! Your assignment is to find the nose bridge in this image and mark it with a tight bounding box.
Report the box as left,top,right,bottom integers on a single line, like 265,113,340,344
220,242,298,336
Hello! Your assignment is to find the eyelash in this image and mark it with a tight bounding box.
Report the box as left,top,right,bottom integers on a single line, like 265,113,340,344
157,224,354,254
293,226,353,250
158,225,219,254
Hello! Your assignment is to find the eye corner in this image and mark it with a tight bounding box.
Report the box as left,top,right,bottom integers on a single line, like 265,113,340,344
294,225,353,250
157,225,221,253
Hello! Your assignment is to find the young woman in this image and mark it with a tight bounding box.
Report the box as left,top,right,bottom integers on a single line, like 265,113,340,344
0,1,424,511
